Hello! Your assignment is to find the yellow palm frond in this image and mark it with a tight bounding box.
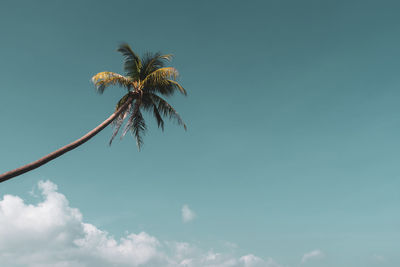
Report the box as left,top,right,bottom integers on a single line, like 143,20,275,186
142,67,179,85
91,72,132,93
167,79,187,95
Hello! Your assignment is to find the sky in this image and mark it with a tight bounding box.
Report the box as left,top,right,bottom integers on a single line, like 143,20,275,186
0,0,400,266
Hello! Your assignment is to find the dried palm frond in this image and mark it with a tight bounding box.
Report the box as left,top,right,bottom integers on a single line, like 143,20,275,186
92,72,132,93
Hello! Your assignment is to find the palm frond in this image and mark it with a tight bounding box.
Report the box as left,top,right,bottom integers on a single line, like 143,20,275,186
140,52,173,80
142,68,180,97
108,93,134,145
91,72,131,93
115,92,132,112
132,110,146,150
121,101,146,150
166,79,187,95
143,79,187,96
152,103,164,131
109,120,123,146
121,103,136,139
140,94,165,131
142,67,178,84
109,105,130,146
117,43,142,80
148,93,186,130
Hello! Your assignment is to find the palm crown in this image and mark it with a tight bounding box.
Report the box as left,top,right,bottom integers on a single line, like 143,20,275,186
91,44,187,149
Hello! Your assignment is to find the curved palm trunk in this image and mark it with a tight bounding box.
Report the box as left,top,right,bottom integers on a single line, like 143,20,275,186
0,96,134,183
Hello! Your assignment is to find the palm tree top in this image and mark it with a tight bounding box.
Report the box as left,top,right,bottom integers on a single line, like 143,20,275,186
91,43,187,150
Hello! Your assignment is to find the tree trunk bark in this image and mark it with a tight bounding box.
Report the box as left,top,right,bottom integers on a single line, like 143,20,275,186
0,95,134,183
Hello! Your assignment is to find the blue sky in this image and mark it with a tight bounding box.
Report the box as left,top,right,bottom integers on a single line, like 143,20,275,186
1,0,400,266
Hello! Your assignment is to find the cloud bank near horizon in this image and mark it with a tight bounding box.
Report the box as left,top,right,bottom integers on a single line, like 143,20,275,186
0,180,281,267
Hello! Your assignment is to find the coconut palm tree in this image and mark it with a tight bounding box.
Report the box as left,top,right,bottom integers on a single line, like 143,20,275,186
0,44,187,183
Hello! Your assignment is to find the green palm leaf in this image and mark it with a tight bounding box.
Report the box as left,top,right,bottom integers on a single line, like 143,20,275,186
148,93,186,130
121,101,147,149
117,43,142,80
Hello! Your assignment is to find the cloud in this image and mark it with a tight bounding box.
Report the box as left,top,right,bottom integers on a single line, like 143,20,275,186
240,255,281,267
301,249,324,264
182,204,196,223
0,180,280,267
372,254,385,262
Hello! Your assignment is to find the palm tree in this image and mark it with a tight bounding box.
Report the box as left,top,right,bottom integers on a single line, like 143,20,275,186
0,44,187,183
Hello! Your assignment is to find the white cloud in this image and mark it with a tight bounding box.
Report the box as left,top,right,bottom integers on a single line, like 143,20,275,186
0,180,280,267
372,254,385,262
301,249,324,264
240,255,280,267
181,204,196,223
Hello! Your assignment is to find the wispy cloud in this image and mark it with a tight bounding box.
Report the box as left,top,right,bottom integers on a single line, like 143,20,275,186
372,254,385,262
301,249,324,264
240,254,281,267
0,180,279,267
182,204,196,223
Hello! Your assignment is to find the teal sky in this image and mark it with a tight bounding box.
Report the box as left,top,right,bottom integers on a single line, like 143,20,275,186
1,0,400,266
